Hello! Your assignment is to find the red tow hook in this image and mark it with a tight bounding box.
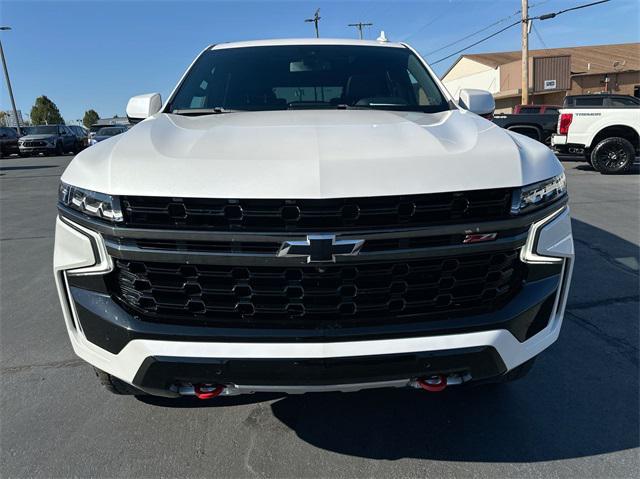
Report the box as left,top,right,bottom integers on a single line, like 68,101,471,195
193,384,225,400
416,375,447,392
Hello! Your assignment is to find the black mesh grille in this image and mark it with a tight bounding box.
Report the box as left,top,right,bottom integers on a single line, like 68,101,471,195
121,189,513,231
112,250,523,328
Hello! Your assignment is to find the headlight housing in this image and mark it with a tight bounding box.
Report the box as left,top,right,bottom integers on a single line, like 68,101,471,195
511,173,567,215
58,182,123,222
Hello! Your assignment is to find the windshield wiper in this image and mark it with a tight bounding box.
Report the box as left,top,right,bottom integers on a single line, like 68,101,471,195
171,107,242,116
335,104,421,111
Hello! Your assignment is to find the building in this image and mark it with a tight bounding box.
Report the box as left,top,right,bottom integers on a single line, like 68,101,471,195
2,109,24,127
441,42,640,113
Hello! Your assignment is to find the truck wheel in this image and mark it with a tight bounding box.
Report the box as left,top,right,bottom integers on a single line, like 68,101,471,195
56,141,64,156
94,368,146,395
590,137,635,174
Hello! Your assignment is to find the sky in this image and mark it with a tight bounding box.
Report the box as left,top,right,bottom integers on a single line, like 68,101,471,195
1,0,639,123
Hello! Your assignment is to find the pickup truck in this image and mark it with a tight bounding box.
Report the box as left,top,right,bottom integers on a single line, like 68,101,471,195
493,106,560,145
53,38,573,399
552,101,639,174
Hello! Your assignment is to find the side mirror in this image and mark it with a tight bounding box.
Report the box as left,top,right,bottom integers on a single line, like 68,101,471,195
126,93,162,123
457,89,495,117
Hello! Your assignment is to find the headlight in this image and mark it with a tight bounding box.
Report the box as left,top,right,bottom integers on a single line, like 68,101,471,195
58,182,123,222
511,173,567,215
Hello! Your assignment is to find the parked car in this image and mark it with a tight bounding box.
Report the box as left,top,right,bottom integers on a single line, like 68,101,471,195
493,105,560,145
513,104,561,114
563,94,640,108
552,100,639,174
89,126,128,145
18,125,78,156
54,38,573,399
68,125,89,151
0,126,20,157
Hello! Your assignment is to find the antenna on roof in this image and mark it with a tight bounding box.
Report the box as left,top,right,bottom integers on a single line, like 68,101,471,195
377,30,388,42
348,22,373,40
305,8,321,38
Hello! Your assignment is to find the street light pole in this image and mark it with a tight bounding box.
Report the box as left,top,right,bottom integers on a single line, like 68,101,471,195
0,26,21,135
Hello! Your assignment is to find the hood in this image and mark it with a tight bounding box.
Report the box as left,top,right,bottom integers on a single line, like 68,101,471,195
21,134,56,141
62,109,563,198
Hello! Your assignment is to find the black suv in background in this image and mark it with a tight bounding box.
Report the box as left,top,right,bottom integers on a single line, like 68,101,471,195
18,125,78,156
68,125,89,151
0,126,20,158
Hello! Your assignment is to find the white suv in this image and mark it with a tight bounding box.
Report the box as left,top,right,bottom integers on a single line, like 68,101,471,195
54,39,573,399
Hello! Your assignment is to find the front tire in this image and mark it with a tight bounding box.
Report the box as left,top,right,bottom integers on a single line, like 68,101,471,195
56,142,64,156
590,137,635,174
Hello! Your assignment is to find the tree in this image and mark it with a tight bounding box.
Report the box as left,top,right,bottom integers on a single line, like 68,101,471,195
30,95,64,125
0,111,7,127
83,109,100,128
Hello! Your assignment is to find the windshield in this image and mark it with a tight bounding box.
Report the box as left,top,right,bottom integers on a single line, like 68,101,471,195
25,126,58,135
97,127,124,136
168,45,449,113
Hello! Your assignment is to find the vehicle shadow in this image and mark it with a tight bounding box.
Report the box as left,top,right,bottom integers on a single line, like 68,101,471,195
141,219,639,463
0,165,59,172
574,160,640,174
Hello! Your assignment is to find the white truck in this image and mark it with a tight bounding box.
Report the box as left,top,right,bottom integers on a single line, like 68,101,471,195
552,94,639,174
54,38,573,399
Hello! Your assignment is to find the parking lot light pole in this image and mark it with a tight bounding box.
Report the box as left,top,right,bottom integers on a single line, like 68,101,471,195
0,26,21,135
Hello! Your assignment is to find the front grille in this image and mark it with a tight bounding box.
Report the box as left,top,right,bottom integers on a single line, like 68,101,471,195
112,249,523,328
120,189,513,231
22,141,46,147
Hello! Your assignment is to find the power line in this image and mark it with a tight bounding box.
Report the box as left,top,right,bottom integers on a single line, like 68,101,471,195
531,21,548,49
425,0,550,57
430,0,611,66
425,14,519,57
529,0,610,21
430,20,521,65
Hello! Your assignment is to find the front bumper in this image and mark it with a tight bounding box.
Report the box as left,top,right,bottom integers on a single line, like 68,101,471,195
54,206,573,396
19,145,55,154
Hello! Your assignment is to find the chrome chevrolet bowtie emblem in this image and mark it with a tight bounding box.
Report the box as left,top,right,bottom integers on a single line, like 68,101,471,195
278,234,364,263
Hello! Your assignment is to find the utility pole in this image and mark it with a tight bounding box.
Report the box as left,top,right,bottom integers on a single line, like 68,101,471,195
348,22,373,40
0,26,21,135
305,9,321,38
521,0,529,105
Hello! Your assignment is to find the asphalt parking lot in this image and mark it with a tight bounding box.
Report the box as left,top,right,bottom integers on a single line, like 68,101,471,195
1,154,638,478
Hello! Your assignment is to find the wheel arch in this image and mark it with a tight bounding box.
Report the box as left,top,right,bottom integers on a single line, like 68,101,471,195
589,125,639,150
